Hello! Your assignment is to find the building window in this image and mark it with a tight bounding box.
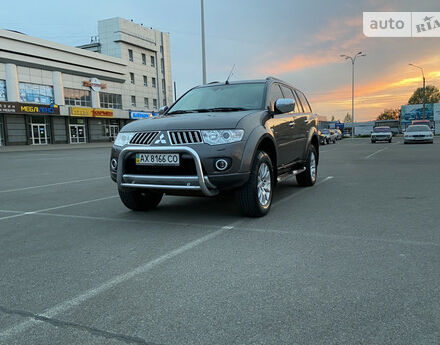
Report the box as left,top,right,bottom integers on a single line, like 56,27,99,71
128,49,134,62
64,88,91,107
143,76,148,87
99,92,122,109
151,56,155,67
160,45,164,54
152,77,156,88
163,99,167,107
131,95,136,107
142,53,146,65
161,58,165,73
153,98,157,109
130,73,135,84
19,82,54,104
162,79,166,93
144,97,149,108
0,80,6,101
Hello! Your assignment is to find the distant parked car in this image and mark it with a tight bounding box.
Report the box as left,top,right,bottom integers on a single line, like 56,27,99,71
320,129,337,144
333,128,342,140
404,125,434,144
318,130,328,145
371,126,392,143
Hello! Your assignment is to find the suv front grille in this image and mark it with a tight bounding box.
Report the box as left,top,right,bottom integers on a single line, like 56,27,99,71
169,131,203,145
130,132,159,145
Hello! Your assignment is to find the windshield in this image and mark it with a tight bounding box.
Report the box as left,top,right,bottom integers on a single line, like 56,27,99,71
373,127,391,132
407,125,431,132
321,129,330,134
168,83,265,114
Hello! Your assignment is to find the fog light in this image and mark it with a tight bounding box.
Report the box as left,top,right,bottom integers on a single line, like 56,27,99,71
215,159,229,171
111,158,118,170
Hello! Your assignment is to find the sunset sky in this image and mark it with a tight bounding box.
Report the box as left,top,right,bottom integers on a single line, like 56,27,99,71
1,0,439,121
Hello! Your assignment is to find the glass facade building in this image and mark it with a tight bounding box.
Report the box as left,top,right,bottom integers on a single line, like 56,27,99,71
19,83,54,104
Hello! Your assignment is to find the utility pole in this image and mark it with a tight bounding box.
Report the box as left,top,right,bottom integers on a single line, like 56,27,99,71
201,0,207,84
340,52,366,138
409,63,426,120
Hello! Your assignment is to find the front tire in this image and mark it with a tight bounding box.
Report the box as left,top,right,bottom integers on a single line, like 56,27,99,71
296,145,318,187
236,151,273,217
118,188,163,211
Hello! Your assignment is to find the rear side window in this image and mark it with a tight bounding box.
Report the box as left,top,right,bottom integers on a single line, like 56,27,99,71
295,90,312,113
268,84,284,105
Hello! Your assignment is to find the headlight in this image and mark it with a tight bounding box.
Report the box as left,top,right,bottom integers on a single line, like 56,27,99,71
114,132,135,147
201,129,244,145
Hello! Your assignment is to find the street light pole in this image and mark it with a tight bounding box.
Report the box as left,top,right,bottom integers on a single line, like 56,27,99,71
201,0,207,85
409,64,426,120
340,52,366,138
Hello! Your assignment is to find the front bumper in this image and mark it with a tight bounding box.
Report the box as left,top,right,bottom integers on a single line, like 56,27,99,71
371,135,392,141
404,137,433,143
113,145,250,196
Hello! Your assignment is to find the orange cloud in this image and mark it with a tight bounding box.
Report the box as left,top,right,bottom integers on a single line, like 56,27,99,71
258,15,366,75
263,54,341,74
309,66,440,121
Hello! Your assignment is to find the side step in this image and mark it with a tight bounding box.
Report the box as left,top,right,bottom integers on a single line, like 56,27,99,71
277,167,306,183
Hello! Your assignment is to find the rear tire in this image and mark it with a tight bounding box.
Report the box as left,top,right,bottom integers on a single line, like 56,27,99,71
118,188,163,211
371,140,376,143
236,151,273,217
388,138,392,143
296,145,318,187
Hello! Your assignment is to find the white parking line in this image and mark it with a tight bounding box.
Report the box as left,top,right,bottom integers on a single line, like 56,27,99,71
0,196,118,222
0,226,233,339
0,175,335,338
0,176,108,193
365,147,388,159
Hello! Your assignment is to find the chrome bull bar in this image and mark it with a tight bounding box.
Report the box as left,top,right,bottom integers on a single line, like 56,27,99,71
117,146,218,196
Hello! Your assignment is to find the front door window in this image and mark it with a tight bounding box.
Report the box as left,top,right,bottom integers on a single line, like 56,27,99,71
30,124,48,145
70,125,86,144
109,125,119,141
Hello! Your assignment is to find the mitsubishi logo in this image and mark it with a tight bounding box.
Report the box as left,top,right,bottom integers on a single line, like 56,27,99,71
154,133,167,145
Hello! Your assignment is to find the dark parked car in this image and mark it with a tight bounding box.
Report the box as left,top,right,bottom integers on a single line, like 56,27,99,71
110,77,320,217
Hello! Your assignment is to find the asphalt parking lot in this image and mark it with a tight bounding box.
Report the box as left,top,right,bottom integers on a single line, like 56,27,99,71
0,138,439,345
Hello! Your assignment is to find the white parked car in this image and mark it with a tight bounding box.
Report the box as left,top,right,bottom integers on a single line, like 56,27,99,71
404,125,434,144
320,129,337,144
371,126,392,143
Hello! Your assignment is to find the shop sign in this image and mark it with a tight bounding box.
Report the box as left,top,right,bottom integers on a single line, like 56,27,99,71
130,111,159,119
0,102,60,115
92,108,113,118
70,107,93,117
20,103,60,115
70,107,113,118
83,78,107,92
0,102,17,113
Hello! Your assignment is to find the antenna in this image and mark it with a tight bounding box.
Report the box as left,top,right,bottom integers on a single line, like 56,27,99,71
225,64,236,85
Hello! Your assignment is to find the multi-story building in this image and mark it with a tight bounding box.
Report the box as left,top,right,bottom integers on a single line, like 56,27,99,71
0,17,173,146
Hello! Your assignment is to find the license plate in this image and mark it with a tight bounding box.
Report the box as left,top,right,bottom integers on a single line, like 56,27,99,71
135,153,180,166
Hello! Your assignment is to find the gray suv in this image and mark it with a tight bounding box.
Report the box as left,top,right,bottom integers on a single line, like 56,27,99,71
110,77,320,217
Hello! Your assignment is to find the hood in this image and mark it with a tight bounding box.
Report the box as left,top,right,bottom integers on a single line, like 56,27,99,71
121,110,257,132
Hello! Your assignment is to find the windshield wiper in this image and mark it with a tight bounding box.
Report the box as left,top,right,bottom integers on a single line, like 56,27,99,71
167,110,197,115
204,107,250,112
168,107,250,115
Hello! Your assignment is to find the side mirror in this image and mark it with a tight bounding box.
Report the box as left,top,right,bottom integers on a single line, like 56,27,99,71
159,106,169,115
275,98,295,113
